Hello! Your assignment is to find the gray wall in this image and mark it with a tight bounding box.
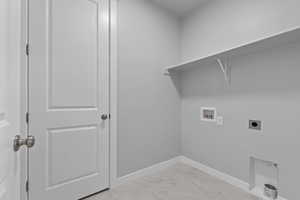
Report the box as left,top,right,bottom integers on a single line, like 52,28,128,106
118,0,181,177
181,0,300,61
0,0,7,106
180,1,300,199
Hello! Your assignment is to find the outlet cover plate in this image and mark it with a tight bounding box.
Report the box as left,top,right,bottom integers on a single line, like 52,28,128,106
249,120,262,130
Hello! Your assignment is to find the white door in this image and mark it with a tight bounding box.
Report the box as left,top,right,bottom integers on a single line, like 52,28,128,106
28,0,110,199
0,0,21,200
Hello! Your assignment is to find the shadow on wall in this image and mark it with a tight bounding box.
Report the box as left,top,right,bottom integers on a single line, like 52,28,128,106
180,39,300,98
167,73,181,96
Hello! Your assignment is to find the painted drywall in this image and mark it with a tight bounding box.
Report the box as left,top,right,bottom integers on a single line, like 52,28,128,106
150,0,208,17
118,0,181,177
180,0,300,62
0,0,7,115
0,1,11,200
0,0,21,199
180,1,300,199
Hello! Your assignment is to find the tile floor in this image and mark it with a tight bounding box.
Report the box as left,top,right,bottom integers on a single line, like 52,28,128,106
87,163,259,200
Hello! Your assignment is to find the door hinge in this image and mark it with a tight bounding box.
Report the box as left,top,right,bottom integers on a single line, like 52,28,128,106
26,180,29,192
26,112,29,124
26,44,29,56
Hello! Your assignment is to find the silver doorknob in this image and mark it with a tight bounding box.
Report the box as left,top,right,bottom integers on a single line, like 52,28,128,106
101,114,108,120
14,135,35,152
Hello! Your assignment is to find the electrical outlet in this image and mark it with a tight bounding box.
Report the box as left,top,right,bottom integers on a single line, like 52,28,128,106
249,120,262,130
216,116,223,125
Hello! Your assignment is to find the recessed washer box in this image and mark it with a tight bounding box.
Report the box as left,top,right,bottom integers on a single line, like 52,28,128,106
201,107,216,122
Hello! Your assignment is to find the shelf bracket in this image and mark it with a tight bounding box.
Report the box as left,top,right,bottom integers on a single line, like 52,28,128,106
164,70,171,76
217,58,231,84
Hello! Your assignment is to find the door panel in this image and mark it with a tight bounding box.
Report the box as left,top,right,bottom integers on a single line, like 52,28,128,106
47,126,98,187
49,0,98,108
29,0,109,199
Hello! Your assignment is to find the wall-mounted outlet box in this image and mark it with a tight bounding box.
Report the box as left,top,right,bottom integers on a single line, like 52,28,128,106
249,156,279,196
249,120,262,130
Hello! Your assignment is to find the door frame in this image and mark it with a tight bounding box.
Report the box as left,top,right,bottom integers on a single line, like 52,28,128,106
109,0,118,187
19,0,119,199
20,0,29,199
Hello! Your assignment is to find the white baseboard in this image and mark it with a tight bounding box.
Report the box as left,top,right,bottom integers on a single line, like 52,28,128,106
111,155,287,200
179,156,249,191
111,156,181,188
179,156,287,200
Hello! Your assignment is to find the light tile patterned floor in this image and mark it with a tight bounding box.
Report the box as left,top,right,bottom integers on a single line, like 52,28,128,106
88,163,259,200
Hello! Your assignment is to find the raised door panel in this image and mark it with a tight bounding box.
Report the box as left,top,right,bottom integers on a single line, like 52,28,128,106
49,0,99,109
47,126,99,188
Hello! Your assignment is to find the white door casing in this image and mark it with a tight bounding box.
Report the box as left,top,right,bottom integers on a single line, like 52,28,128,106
28,0,110,199
0,0,21,199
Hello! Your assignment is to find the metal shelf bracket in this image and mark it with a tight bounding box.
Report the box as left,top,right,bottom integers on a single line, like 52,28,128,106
217,58,231,84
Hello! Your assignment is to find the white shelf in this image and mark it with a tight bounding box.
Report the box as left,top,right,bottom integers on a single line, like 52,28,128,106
165,27,300,75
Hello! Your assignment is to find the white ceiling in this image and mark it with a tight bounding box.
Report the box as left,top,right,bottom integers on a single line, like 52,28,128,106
151,0,208,17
